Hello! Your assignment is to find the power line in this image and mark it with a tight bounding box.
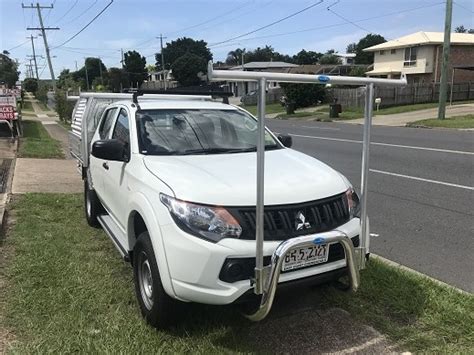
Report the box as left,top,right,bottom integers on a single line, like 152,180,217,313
60,0,99,27
52,0,79,24
453,1,474,13
209,1,444,49
209,0,324,46
165,0,255,36
6,40,30,52
52,0,114,49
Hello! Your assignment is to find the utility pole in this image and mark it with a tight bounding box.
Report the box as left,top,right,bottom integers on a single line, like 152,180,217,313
24,2,59,90
437,0,453,120
84,58,90,91
27,58,35,78
157,34,167,90
120,48,124,68
28,35,40,79
241,49,245,70
98,57,103,85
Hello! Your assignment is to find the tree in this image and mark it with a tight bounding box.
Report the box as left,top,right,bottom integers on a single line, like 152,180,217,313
57,69,80,91
292,49,322,65
106,67,128,92
171,52,207,86
156,37,212,71
280,83,326,110
352,34,386,64
23,78,38,93
73,58,107,89
0,53,19,87
348,66,367,77
318,49,342,65
455,25,474,33
346,43,357,53
226,48,245,65
123,50,147,87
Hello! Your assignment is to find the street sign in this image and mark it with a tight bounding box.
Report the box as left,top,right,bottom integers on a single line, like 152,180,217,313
0,105,16,120
0,96,17,106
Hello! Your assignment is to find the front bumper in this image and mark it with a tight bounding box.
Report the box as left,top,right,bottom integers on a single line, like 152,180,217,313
160,217,361,305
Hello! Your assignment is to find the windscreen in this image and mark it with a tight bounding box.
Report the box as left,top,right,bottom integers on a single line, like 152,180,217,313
136,109,281,155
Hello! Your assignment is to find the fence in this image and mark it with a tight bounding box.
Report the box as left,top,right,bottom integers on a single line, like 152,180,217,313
329,82,474,109
140,81,178,90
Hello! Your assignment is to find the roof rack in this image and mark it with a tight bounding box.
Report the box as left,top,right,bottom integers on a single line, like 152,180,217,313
124,88,233,104
207,60,407,321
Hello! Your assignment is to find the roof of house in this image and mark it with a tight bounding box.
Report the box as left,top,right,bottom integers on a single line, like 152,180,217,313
230,61,299,70
364,31,474,52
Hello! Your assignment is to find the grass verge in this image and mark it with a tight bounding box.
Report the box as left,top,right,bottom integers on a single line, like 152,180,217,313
18,120,64,159
239,102,285,116
407,114,474,129
20,101,33,112
3,194,473,353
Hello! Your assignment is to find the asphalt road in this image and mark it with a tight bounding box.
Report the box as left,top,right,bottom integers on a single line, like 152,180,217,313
267,119,474,292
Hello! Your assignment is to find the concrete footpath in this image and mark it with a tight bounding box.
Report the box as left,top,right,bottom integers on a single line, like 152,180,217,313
13,93,81,194
347,103,474,126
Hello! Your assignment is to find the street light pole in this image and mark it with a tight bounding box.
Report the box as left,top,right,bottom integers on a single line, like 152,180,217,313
157,34,167,90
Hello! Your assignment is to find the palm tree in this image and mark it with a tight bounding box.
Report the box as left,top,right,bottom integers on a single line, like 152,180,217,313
226,48,245,65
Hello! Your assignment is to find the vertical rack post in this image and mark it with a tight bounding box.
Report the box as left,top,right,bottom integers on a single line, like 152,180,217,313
254,77,267,294
359,83,374,268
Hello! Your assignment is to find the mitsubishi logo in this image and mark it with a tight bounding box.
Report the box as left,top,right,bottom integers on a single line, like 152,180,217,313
295,211,311,231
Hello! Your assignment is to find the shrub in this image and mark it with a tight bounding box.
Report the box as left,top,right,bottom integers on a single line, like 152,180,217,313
54,89,75,122
35,84,48,104
23,78,38,93
280,83,326,110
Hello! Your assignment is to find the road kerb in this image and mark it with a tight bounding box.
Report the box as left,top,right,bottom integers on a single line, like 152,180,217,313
371,254,470,295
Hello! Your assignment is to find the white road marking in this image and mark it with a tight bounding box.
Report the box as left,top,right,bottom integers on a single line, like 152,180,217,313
301,126,340,131
370,169,474,191
290,133,474,156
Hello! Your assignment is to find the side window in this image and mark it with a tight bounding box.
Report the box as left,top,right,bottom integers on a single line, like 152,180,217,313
112,108,130,158
99,108,117,139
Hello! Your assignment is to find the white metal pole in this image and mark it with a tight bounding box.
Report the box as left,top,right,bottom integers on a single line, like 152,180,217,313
359,83,374,268
255,77,266,294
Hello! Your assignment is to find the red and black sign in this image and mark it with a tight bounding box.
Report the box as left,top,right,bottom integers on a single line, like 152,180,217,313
0,105,15,120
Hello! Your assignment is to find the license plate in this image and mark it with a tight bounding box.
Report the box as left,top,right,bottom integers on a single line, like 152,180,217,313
282,244,329,271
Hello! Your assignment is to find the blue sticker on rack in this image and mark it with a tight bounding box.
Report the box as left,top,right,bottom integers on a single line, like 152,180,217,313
318,75,330,83
313,237,325,245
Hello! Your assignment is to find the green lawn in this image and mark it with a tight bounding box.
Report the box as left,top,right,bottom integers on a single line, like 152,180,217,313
18,120,64,159
407,114,474,129
20,100,34,112
338,101,474,120
239,102,286,116
275,111,329,120
2,194,473,353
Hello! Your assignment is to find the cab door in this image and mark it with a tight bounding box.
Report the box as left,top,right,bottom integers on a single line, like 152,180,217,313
101,107,131,242
89,107,118,201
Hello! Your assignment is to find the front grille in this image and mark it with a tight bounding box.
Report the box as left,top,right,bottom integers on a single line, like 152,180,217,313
230,192,350,241
219,235,359,283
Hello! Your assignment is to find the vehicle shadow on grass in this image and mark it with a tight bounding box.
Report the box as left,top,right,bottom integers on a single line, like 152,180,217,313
166,266,429,353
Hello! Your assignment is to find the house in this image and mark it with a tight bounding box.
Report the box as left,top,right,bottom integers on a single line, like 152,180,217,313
364,31,474,84
226,61,298,96
335,53,356,65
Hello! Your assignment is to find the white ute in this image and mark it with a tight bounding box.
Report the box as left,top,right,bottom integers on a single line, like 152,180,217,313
69,90,363,328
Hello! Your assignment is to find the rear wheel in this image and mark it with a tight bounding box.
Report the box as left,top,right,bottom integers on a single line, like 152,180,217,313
84,179,103,227
133,231,177,328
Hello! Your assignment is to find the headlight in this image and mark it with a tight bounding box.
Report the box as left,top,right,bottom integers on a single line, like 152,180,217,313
345,188,360,219
160,194,242,242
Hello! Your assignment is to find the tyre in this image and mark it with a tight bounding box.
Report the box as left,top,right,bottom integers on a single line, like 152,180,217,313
133,231,176,328
84,179,104,227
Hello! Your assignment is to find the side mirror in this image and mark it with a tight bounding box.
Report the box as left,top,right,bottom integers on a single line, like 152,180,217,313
278,134,293,148
92,139,127,161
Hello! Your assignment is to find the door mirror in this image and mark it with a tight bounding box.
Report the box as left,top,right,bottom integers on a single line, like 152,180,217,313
91,139,126,161
278,134,293,148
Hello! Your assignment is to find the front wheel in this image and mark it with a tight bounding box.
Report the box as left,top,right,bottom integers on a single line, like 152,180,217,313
133,231,177,328
84,179,103,227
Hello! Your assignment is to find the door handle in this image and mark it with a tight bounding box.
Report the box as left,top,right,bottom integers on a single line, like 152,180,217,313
102,162,109,170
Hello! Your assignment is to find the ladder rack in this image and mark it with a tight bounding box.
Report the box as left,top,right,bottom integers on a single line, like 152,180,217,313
207,60,407,321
